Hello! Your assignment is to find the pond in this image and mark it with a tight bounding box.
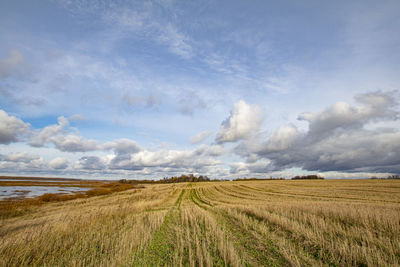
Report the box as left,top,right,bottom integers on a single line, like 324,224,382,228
0,186,92,200
0,179,80,182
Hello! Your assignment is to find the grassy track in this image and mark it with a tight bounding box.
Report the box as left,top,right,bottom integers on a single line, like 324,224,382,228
1,180,400,266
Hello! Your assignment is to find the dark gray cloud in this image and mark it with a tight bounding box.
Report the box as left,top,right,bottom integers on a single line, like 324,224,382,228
108,154,143,171
297,91,398,140
239,91,400,174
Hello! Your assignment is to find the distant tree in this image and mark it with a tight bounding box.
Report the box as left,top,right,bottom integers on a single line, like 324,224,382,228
291,175,324,180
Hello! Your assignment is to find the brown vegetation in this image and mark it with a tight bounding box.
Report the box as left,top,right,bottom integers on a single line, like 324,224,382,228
0,181,139,219
1,179,399,266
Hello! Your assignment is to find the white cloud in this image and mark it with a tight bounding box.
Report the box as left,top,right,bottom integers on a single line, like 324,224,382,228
106,6,193,59
51,134,99,152
74,156,106,170
159,23,193,59
109,146,221,172
49,157,69,169
4,152,40,163
265,124,300,152
229,159,272,176
0,152,47,172
29,116,100,152
216,100,264,143
2,91,399,178
0,110,31,144
190,130,213,144
68,114,86,122
30,116,69,147
102,138,141,154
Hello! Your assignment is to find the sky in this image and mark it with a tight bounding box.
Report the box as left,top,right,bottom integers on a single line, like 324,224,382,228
1,0,400,179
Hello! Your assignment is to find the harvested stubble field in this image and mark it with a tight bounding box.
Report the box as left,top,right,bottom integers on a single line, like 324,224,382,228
1,179,399,266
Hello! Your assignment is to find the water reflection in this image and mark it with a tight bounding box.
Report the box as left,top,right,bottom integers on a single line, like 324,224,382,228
0,186,91,200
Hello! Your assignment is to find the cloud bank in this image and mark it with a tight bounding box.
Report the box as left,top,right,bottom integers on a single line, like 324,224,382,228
1,91,399,178
236,91,400,174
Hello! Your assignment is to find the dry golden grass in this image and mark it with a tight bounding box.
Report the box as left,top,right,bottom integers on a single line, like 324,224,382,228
1,179,400,266
0,181,139,219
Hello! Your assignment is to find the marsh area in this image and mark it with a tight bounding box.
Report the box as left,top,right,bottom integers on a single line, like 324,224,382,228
0,177,102,200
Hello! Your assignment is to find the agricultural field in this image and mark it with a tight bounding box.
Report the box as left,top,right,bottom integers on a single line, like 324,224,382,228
1,179,399,266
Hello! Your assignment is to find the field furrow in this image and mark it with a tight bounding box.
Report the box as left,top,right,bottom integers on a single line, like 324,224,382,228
1,179,399,266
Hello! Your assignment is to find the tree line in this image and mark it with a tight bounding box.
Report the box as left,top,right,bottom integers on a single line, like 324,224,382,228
291,175,324,180
119,174,212,184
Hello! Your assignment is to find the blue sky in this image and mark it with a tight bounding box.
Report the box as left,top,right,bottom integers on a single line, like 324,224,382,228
1,0,400,179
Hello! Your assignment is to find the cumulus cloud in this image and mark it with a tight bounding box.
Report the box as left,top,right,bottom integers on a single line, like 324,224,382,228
0,153,68,173
0,152,47,172
244,91,400,174
229,159,272,175
2,91,399,178
108,146,221,172
194,144,224,157
75,156,106,170
51,134,99,152
102,138,141,154
0,110,31,144
29,116,100,152
216,100,264,143
4,152,40,163
49,157,69,169
298,91,397,138
264,124,300,152
23,111,145,156
29,116,69,147
190,130,213,144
